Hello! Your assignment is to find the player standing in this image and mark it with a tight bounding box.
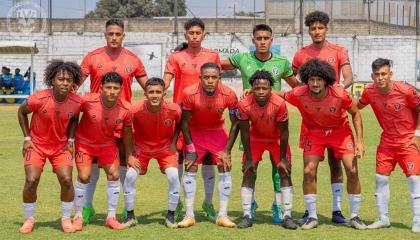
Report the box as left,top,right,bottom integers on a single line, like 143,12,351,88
357,58,420,233
292,11,354,224
73,72,134,231
123,77,181,228
177,63,238,228
79,18,148,224
282,59,366,230
163,18,221,221
236,70,296,230
18,60,82,233
221,23,298,223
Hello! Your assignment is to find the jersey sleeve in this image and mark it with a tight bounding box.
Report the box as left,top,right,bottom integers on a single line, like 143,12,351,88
276,101,289,122
215,52,221,69
174,106,182,124
164,54,178,75
227,91,239,110
405,85,420,109
338,47,350,67
229,52,243,68
282,59,294,78
26,93,42,112
134,57,147,78
341,91,353,110
123,110,133,127
236,101,249,120
358,88,370,106
292,51,301,69
80,53,91,76
181,92,193,111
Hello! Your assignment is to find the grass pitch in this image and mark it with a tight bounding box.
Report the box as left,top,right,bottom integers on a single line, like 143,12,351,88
0,99,418,240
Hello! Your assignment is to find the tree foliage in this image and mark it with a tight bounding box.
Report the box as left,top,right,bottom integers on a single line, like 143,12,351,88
86,0,187,18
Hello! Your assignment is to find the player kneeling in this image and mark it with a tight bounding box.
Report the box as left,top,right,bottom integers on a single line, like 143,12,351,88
178,62,239,228
18,60,82,234
236,70,297,230
282,59,366,230
122,77,181,228
73,72,134,231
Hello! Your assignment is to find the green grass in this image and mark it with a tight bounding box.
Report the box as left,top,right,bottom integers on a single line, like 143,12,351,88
0,102,418,240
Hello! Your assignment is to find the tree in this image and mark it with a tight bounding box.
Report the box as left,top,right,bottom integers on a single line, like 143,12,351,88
85,0,187,18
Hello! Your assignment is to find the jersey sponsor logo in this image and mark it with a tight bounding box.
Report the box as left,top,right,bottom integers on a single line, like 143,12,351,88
324,128,332,136
327,57,336,64
125,66,133,73
407,162,414,170
394,103,401,111
329,107,337,113
164,119,172,126
272,67,280,76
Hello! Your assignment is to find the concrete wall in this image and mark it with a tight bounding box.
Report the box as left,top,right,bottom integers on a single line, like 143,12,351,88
0,31,418,93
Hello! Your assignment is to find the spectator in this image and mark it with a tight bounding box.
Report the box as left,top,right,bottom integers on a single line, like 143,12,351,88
14,68,24,93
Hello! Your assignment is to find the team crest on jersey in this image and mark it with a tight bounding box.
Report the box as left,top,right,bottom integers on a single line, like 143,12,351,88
67,112,74,119
407,162,414,170
347,142,354,150
192,63,198,69
97,64,103,70
67,155,73,161
327,57,336,64
329,107,337,113
164,119,172,126
270,114,276,120
125,66,133,73
42,109,47,114
394,103,401,111
272,67,280,76
181,62,186,68
91,114,96,119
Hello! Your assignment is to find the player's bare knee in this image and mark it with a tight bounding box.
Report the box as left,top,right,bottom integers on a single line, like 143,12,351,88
106,170,119,181
24,177,39,191
78,173,91,184
59,175,73,189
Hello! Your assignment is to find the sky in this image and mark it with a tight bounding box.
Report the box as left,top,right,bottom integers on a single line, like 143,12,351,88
0,0,265,18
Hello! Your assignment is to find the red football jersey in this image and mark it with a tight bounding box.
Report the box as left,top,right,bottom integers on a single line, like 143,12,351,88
27,89,82,145
236,93,289,142
293,42,350,83
359,81,419,148
285,85,353,130
181,83,238,131
80,47,147,102
132,100,181,153
165,48,221,103
75,93,132,147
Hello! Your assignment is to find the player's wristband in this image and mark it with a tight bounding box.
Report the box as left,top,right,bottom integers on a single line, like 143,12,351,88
23,136,31,141
68,138,75,143
186,143,196,153
415,129,420,137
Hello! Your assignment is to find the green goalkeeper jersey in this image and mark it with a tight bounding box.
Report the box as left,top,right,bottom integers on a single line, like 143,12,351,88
229,51,293,91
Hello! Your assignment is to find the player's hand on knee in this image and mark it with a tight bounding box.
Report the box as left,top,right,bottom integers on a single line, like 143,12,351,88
355,141,365,159
277,158,291,177
128,155,141,172
218,151,232,172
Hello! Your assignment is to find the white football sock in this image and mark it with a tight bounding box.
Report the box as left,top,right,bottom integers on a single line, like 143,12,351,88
23,202,35,220
304,194,317,219
85,163,100,207
407,175,420,219
165,167,180,211
61,201,73,219
331,182,343,212
74,180,88,217
281,186,293,217
274,192,282,206
349,194,362,218
184,172,197,217
123,168,139,212
107,180,120,219
218,172,232,217
241,187,253,217
202,165,215,204
375,174,390,218
119,166,127,188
